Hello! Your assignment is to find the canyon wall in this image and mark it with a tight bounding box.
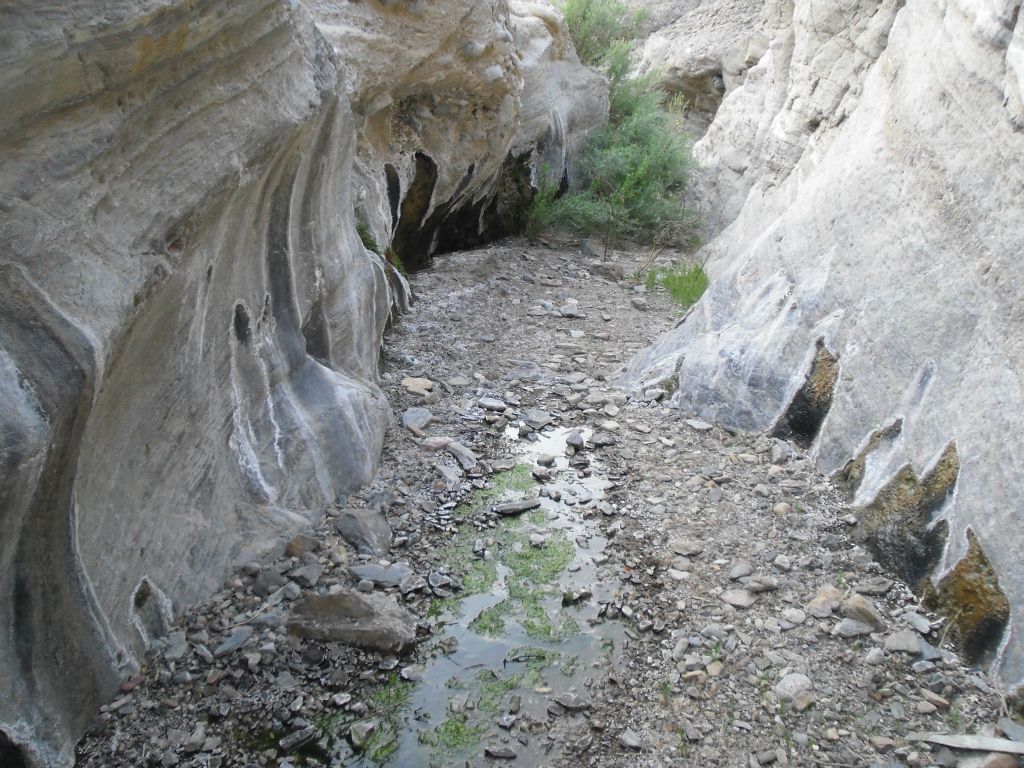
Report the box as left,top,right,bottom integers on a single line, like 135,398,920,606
0,1,604,764
623,0,1024,691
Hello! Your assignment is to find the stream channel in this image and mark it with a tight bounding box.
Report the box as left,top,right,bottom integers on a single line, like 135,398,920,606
316,427,630,766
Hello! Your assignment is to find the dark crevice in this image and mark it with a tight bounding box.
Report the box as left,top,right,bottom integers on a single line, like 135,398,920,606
130,578,169,643
301,300,331,365
771,339,838,448
390,152,439,271
232,303,251,344
923,529,1010,665
852,442,959,588
433,151,534,255
384,163,400,231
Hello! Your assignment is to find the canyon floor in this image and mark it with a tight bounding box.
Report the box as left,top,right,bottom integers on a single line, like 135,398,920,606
75,240,1019,768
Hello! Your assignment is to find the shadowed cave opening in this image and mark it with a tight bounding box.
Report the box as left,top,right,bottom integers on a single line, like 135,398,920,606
388,149,540,272
0,730,28,768
771,339,838,448
232,303,251,344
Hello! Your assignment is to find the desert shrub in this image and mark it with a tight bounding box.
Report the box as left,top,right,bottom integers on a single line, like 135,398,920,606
532,0,700,250
646,264,709,308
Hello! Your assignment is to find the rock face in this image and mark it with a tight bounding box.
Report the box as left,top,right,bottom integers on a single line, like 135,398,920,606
0,1,603,764
622,0,1024,691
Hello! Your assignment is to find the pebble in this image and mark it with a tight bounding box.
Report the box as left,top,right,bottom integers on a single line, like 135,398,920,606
213,627,252,658
720,589,756,608
619,729,642,749
773,673,812,701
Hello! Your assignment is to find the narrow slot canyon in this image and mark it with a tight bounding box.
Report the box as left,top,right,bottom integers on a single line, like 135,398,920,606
1,0,1023,766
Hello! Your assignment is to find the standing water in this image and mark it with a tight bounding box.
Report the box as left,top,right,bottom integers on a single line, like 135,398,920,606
315,427,629,766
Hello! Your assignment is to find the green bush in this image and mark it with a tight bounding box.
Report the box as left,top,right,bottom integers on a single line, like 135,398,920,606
356,221,380,254
560,0,636,66
646,264,709,308
531,0,700,250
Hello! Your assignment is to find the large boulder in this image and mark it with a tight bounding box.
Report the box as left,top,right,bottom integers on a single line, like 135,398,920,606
622,0,1024,693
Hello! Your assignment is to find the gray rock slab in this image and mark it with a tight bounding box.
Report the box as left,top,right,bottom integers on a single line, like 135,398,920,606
334,508,392,555
286,591,417,654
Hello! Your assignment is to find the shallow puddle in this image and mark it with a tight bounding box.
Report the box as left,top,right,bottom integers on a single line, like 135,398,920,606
319,427,627,766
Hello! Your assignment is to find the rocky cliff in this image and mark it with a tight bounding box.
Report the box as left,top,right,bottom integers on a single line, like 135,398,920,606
623,0,1024,693
0,1,604,764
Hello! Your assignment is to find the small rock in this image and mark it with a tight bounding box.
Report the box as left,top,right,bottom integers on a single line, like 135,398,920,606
774,673,812,701
729,562,753,580
619,729,642,749
402,407,433,434
349,721,377,750
670,538,703,557
493,499,541,516
833,618,875,638
842,594,887,631
720,589,756,609
401,377,433,397
213,626,253,658
484,745,517,759
885,630,922,654
904,611,932,634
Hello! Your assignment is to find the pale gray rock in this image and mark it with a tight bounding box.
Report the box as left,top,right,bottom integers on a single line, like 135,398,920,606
622,0,1024,691
886,631,924,654
773,673,812,701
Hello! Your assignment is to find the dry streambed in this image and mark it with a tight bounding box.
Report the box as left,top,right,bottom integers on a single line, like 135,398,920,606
76,240,1020,768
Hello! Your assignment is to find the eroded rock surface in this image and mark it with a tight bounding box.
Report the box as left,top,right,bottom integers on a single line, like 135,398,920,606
622,0,1024,690
0,1,604,763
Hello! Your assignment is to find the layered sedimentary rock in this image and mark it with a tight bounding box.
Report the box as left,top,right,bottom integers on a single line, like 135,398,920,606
0,1,603,764
623,0,1024,690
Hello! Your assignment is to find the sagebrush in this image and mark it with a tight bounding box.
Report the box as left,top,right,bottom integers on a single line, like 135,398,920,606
527,0,699,250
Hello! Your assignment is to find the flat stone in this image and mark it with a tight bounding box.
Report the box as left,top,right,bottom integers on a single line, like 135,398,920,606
492,499,541,516
479,396,506,411
806,584,843,618
334,508,392,556
213,626,252,658
670,538,703,557
885,630,923,654
484,745,517,759
279,727,315,753
685,419,714,431
833,618,874,638
402,407,433,434
781,608,807,625
349,720,377,750
550,692,590,712
522,409,552,429
290,563,323,588
401,377,433,397
855,576,894,596
729,561,753,580
720,589,756,608
446,441,478,469
904,611,932,634
286,591,417,654
348,563,412,587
